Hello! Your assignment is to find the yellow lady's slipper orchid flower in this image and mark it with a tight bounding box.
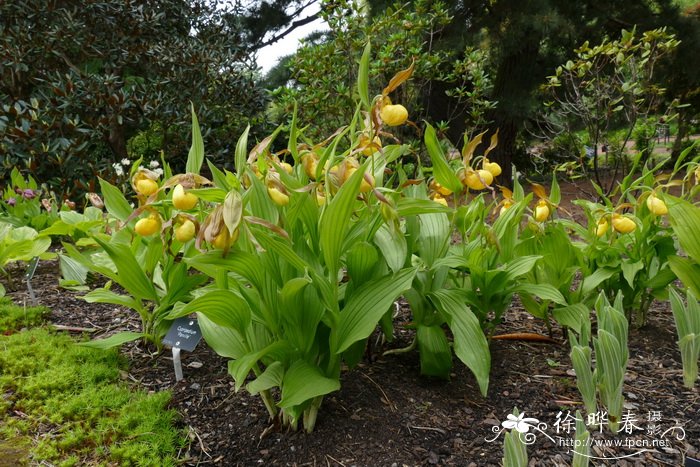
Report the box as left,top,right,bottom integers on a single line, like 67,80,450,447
267,186,290,206
135,178,158,196
596,218,609,237
380,104,408,127
612,214,637,233
301,152,319,180
134,215,160,236
482,158,502,177
279,162,293,174
462,169,494,190
212,228,239,250
172,184,198,210
646,194,668,216
174,219,196,242
499,200,513,216
430,179,453,196
534,200,550,222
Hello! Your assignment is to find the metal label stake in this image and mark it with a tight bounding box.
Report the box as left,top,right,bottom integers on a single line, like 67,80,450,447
24,257,39,306
172,346,183,381
162,317,202,382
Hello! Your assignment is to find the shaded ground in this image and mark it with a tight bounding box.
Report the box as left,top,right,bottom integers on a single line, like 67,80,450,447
4,177,699,466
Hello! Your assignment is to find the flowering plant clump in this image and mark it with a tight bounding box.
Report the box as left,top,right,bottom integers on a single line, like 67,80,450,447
25,42,697,437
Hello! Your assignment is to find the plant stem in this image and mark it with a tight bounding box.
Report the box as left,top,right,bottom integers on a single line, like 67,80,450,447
259,389,277,420
382,336,417,356
303,395,324,433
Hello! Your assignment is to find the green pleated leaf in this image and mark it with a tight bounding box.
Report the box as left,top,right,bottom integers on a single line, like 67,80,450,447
61,242,118,283
186,250,265,290
553,303,591,337
279,277,326,354
678,334,699,388
228,341,291,391
346,241,379,286
279,360,340,409
93,238,158,302
235,125,250,174
188,187,228,203
197,312,248,360
287,103,299,161
572,410,591,467
396,197,453,216
503,255,542,282
669,255,700,298
644,267,677,290
207,159,231,191
78,331,145,349
319,160,365,274
59,254,88,285
98,178,132,222
581,268,618,296
667,195,700,261
670,288,690,338
83,289,141,311
246,171,278,224
186,103,204,175
334,267,416,354
519,292,546,319
170,290,251,333
514,283,567,306
255,232,335,312
357,42,371,109
0,237,51,264
417,212,450,268
416,325,452,378
430,289,490,396
621,260,644,288
374,224,407,273
424,124,462,193
247,361,285,395
569,345,596,414
503,419,529,467
550,172,561,205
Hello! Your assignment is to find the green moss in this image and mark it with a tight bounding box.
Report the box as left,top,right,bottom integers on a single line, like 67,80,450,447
0,297,50,332
0,326,184,465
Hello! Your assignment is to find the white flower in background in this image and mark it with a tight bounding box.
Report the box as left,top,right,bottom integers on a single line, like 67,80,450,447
112,163,124,176
502,412,540,433
149,160,160,168
121,158,131,166
153,167,164,177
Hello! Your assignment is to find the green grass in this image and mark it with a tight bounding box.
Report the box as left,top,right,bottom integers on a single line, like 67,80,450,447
0,301,184,466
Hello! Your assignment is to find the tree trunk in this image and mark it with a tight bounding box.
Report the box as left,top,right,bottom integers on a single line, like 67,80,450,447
671,109,688,161
108,119,128,161
484,28,542,188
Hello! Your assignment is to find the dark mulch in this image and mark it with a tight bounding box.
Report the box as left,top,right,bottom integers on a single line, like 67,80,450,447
5,254,698,467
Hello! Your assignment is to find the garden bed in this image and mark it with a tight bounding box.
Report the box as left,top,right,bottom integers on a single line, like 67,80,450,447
6,251,698,466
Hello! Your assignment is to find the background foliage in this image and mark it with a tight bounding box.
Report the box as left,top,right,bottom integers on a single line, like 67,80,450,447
0,0,265,199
